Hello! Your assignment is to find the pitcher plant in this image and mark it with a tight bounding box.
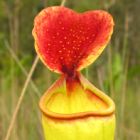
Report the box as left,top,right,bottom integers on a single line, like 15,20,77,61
32,6,115,140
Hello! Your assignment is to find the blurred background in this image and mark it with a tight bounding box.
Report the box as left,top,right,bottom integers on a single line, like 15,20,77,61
0,0,139,140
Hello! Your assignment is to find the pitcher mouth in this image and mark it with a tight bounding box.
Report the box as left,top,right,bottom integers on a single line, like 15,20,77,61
39,73,115,120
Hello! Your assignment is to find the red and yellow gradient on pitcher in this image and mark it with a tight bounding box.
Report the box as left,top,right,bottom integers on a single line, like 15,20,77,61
32,6,115,140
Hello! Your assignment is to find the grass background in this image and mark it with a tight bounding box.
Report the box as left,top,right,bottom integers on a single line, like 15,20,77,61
0,0,140,140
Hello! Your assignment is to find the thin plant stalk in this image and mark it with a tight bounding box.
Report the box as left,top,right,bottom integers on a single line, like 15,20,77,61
120,50,129,140
60,0,67,6
107,44,114,99
4,40,40,98
120,12,130,140
4,56,39,140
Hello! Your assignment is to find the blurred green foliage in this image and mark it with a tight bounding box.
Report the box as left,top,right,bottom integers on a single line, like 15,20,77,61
0,0,140,140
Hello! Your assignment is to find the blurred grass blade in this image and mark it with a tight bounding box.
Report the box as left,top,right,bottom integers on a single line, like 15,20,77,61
4,56,39,140
107,44,114,99
4,40,41,98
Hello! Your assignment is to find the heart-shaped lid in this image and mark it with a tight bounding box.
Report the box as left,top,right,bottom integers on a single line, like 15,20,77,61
33,6,114,76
